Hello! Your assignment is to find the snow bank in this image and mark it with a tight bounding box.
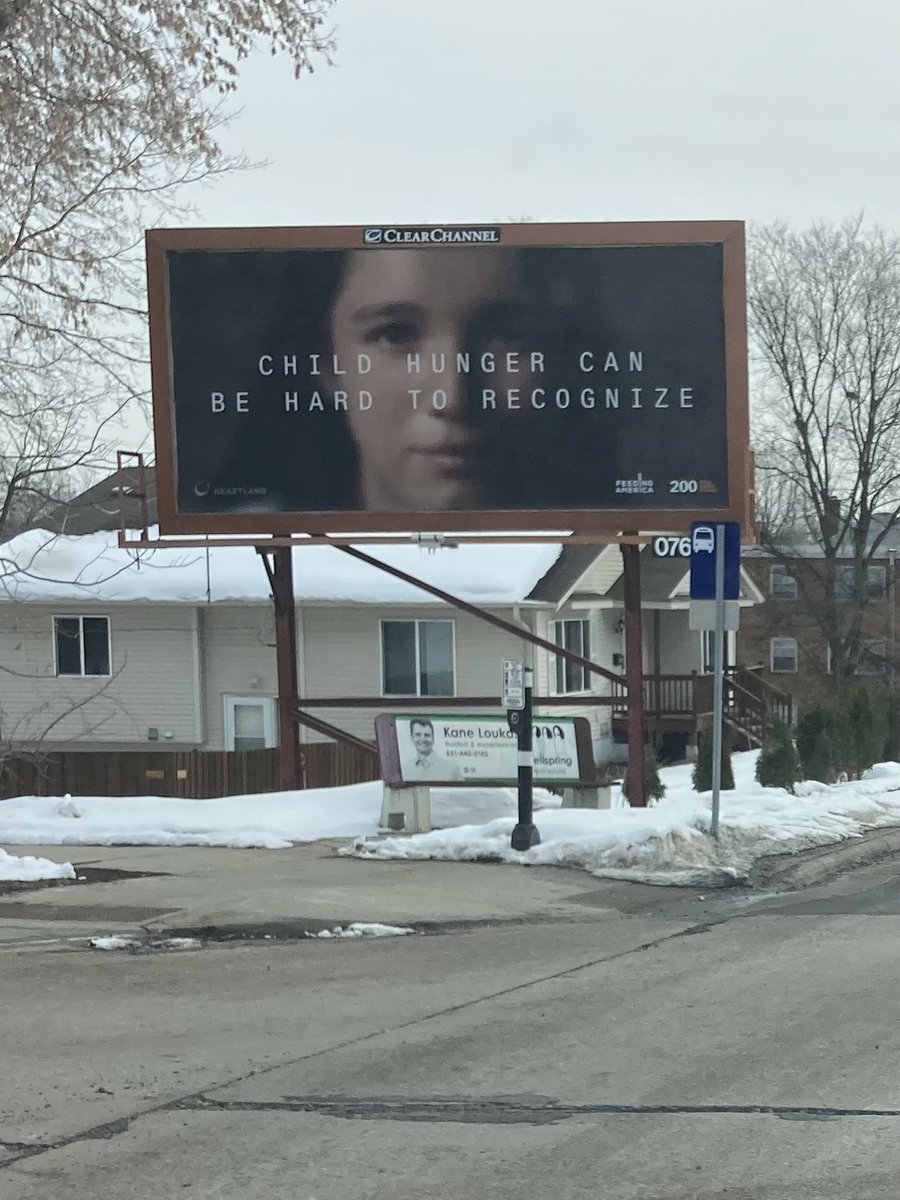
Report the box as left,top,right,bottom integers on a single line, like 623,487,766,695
0,783,559,850
5,753,900,888
0,847,75,883
342,752,900,886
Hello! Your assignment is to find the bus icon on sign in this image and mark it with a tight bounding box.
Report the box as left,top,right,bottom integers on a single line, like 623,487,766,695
693,526,715,554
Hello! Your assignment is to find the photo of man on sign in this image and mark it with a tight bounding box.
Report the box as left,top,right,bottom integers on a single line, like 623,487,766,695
399,718,462,782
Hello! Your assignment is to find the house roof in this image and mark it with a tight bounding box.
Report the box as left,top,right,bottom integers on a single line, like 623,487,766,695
605,553,689,602
0,526,567,607
37,467,157,535
602,548,763,604
527,545,606,603
3,468,612,608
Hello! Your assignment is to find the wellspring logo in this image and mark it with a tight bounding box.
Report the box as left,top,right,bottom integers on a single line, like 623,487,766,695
363,226,502,246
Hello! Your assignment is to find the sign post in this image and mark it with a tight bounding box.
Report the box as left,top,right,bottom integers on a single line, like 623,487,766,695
710,526,726,840
689,521,741,839
508,666,540,850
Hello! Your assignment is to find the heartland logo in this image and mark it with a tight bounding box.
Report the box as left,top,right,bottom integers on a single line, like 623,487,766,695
363,226,502,246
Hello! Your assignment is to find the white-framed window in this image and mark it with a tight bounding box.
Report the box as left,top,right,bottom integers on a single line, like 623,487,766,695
834,564,886,602
553,618,591,693
381,620,455,697
769,564,798,600
770,637,798,673
826,639,887,678
223,695,277,751
53,616,111,677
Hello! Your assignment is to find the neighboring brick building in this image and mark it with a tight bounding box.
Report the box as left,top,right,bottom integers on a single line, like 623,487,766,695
738,546,898,713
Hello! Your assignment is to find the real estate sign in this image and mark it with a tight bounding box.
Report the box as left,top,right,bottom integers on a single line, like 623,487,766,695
146,220,752,535
375,712,595,788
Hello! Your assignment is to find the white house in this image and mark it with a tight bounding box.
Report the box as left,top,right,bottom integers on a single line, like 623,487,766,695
0,474,768,768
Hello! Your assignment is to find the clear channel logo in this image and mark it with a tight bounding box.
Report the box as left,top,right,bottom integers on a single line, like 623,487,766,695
363,226,501,246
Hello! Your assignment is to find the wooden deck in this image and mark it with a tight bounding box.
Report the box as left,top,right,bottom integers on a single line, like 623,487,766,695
611,667,794,748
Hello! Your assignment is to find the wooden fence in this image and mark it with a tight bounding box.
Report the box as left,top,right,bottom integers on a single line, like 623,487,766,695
0,744,379,801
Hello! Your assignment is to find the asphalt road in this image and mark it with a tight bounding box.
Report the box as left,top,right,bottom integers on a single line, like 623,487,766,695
2,859,899,1199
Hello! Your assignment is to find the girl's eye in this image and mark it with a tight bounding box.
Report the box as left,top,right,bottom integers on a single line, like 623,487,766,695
366,322,419,349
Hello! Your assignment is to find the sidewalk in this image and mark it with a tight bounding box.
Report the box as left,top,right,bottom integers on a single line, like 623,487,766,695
0,841,694,945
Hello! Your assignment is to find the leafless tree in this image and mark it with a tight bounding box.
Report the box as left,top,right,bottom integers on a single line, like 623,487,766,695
0,1,335,543
748,217,900,688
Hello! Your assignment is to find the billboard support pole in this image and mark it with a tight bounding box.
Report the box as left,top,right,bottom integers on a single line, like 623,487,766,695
261,547,305,792
509,667,540,850
622,541,647,808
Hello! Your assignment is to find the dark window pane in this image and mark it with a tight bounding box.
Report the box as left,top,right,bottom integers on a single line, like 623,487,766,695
419,622,454,696
82,618,110,676
557,620,588,692
55,617,82,675
382,622,416,695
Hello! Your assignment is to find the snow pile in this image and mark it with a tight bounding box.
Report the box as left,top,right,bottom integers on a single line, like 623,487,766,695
0,782,560,850
0,847,75,883
89,935,141,951
341,753,900,886
89,934,202,951
315,923,415,939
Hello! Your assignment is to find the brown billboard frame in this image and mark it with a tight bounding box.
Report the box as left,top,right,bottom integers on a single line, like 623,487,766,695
146,220,751,536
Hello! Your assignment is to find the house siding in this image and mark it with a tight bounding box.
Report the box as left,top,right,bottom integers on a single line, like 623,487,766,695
199,604,278,750
538,604,620,762
571,544,623,596
655,610,701,674
299,604,535,745
0,603,202,747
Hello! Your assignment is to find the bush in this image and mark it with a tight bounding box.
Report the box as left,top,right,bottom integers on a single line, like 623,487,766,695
755,722,802,792
692,726,735,792
796,705,838,783
845,687,884,779
621,745,666,804
883,693,900,762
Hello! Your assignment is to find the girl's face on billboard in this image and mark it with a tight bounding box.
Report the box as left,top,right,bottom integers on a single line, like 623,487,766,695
330,247,539,512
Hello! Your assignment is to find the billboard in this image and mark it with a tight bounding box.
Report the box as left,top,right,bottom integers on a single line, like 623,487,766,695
146,221,751,535
375,712,595,788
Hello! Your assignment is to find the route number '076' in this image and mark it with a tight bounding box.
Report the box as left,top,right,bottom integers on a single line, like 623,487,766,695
652,535,692,558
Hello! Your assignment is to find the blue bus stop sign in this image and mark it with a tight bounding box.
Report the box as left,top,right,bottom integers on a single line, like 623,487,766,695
689,521,741,600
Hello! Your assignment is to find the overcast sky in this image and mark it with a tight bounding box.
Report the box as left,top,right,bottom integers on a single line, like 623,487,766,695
191,0,900,232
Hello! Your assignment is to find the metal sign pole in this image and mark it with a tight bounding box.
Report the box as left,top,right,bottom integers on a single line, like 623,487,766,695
510,666,540,850
710,524,726,839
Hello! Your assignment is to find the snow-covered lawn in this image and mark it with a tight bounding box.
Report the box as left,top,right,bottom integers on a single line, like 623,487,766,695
3,751,900,887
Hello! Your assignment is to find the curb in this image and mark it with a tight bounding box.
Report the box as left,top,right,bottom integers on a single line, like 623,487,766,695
748,824,900,892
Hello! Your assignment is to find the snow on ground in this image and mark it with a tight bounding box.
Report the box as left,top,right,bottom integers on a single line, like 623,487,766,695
315,923,415,939
4,752,900,887
0,847,75,883
89,935,142,951
0,783,560,850
342,752,900,887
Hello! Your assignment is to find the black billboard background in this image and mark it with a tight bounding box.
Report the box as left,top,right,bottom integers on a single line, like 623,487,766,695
165,243,729,515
